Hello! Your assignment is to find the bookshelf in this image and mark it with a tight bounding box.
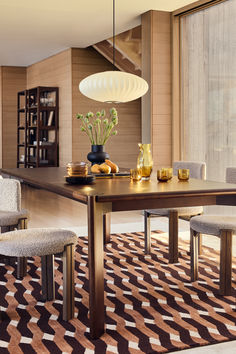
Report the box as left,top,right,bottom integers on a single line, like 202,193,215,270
17,86,59,168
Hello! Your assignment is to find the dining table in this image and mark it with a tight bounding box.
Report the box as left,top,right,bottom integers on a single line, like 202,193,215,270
1,166,236,339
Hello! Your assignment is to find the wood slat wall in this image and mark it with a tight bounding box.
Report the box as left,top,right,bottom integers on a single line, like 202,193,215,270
0,67,2,167
0,66,26,168
142,11,172,169
27,49,72,166
72,47,141,169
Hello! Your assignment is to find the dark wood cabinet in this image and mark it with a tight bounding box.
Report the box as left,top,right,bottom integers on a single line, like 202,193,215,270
17,86,59,168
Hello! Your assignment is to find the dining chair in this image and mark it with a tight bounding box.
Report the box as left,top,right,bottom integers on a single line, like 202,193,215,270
190,167,236,296
144,161,206,263
0,178,29,278
0,227,77,320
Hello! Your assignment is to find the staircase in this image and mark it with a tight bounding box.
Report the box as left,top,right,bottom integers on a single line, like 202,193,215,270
92,26,141,76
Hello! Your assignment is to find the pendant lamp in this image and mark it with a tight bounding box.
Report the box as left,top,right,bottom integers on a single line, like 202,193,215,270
79,0,148,103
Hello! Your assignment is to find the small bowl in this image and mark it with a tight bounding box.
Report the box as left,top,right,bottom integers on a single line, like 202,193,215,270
66,161,88,177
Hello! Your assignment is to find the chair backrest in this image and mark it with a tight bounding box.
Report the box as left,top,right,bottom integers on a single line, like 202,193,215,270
226,167,236,184
173,161,206,180
0,179,21,212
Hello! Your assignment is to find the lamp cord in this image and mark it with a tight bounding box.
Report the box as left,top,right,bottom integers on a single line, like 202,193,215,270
113,0,115,67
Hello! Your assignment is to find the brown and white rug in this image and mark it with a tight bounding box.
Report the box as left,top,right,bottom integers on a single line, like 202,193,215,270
0,231,235,353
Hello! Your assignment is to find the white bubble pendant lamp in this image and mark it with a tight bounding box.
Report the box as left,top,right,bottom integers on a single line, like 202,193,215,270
79,0,148,103
79,71,148,103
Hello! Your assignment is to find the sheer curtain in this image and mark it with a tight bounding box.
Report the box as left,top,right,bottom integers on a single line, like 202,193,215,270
181,0,236,184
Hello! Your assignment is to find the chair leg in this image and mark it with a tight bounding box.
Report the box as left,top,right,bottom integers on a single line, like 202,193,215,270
144,211,151,254
17,257,27,279
63,244,75,321
198,233,202,256
190,228,199,282
16,218,28,279
41,255,55,301
220,230,232,296
169,210,178,263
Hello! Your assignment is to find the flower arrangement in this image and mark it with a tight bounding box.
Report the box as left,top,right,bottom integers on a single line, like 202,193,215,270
76,108,118,145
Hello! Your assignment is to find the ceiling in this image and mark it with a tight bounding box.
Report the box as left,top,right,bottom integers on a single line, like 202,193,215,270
0,0,196,67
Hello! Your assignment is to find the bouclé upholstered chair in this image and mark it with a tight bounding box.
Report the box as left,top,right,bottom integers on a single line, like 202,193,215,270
144,161,206,263
0,178,29,278
0,227,77,320
190,167,236,296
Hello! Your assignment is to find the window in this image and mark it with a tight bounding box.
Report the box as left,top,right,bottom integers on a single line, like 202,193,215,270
180,0,236,182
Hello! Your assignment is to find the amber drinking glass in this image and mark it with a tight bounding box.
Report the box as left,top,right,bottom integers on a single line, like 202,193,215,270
130,168,142,181
157,168,172,182
178,168,189,181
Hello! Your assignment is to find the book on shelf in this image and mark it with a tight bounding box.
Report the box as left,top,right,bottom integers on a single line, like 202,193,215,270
48,111,54,126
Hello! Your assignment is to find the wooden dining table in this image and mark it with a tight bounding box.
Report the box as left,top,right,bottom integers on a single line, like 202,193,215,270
1,166,236,339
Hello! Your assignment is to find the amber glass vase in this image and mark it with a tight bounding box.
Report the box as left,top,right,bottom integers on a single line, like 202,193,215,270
137,143,153,180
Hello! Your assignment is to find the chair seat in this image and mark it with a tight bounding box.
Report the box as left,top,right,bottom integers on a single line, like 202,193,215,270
190,215,236,236
0,209,29,226
147,206,203,217
0,228,77,257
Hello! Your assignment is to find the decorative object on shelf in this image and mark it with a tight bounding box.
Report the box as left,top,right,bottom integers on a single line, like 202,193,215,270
78,0,148,103
137,143,153,180
157,168,173,182
178,168,190,181
76,107,118,165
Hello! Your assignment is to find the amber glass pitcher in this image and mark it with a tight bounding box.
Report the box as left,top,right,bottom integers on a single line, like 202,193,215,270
137,143,153,180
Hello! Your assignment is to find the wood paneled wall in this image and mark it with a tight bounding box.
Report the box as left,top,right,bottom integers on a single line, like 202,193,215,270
0,66,26,168
142,11,172,169
0,68,2,167
27,49,72,166
72,48,141,168
0,48,141,169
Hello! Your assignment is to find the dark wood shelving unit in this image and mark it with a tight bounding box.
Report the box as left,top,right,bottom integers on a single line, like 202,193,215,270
17,86,59,168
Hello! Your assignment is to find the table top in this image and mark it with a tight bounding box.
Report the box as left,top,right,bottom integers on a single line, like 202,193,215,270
2,167,236,205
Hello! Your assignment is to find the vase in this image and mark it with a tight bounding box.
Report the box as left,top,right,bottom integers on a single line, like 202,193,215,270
137,143,153,180
87,145,110,165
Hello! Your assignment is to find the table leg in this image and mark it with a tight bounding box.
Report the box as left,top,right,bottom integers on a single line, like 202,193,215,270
87,196,105,339
103,213,111,244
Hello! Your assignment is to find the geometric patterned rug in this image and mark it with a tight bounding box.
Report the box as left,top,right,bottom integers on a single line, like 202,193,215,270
0,231,235,354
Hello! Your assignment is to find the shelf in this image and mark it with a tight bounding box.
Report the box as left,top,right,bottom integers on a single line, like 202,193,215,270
28,143,55,148
39,125,56,130
17,86,58,168
39,106,56,110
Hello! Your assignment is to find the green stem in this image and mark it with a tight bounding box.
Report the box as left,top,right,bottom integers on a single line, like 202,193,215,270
82,118,94,144
103,125,113,144
97,122,101,144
